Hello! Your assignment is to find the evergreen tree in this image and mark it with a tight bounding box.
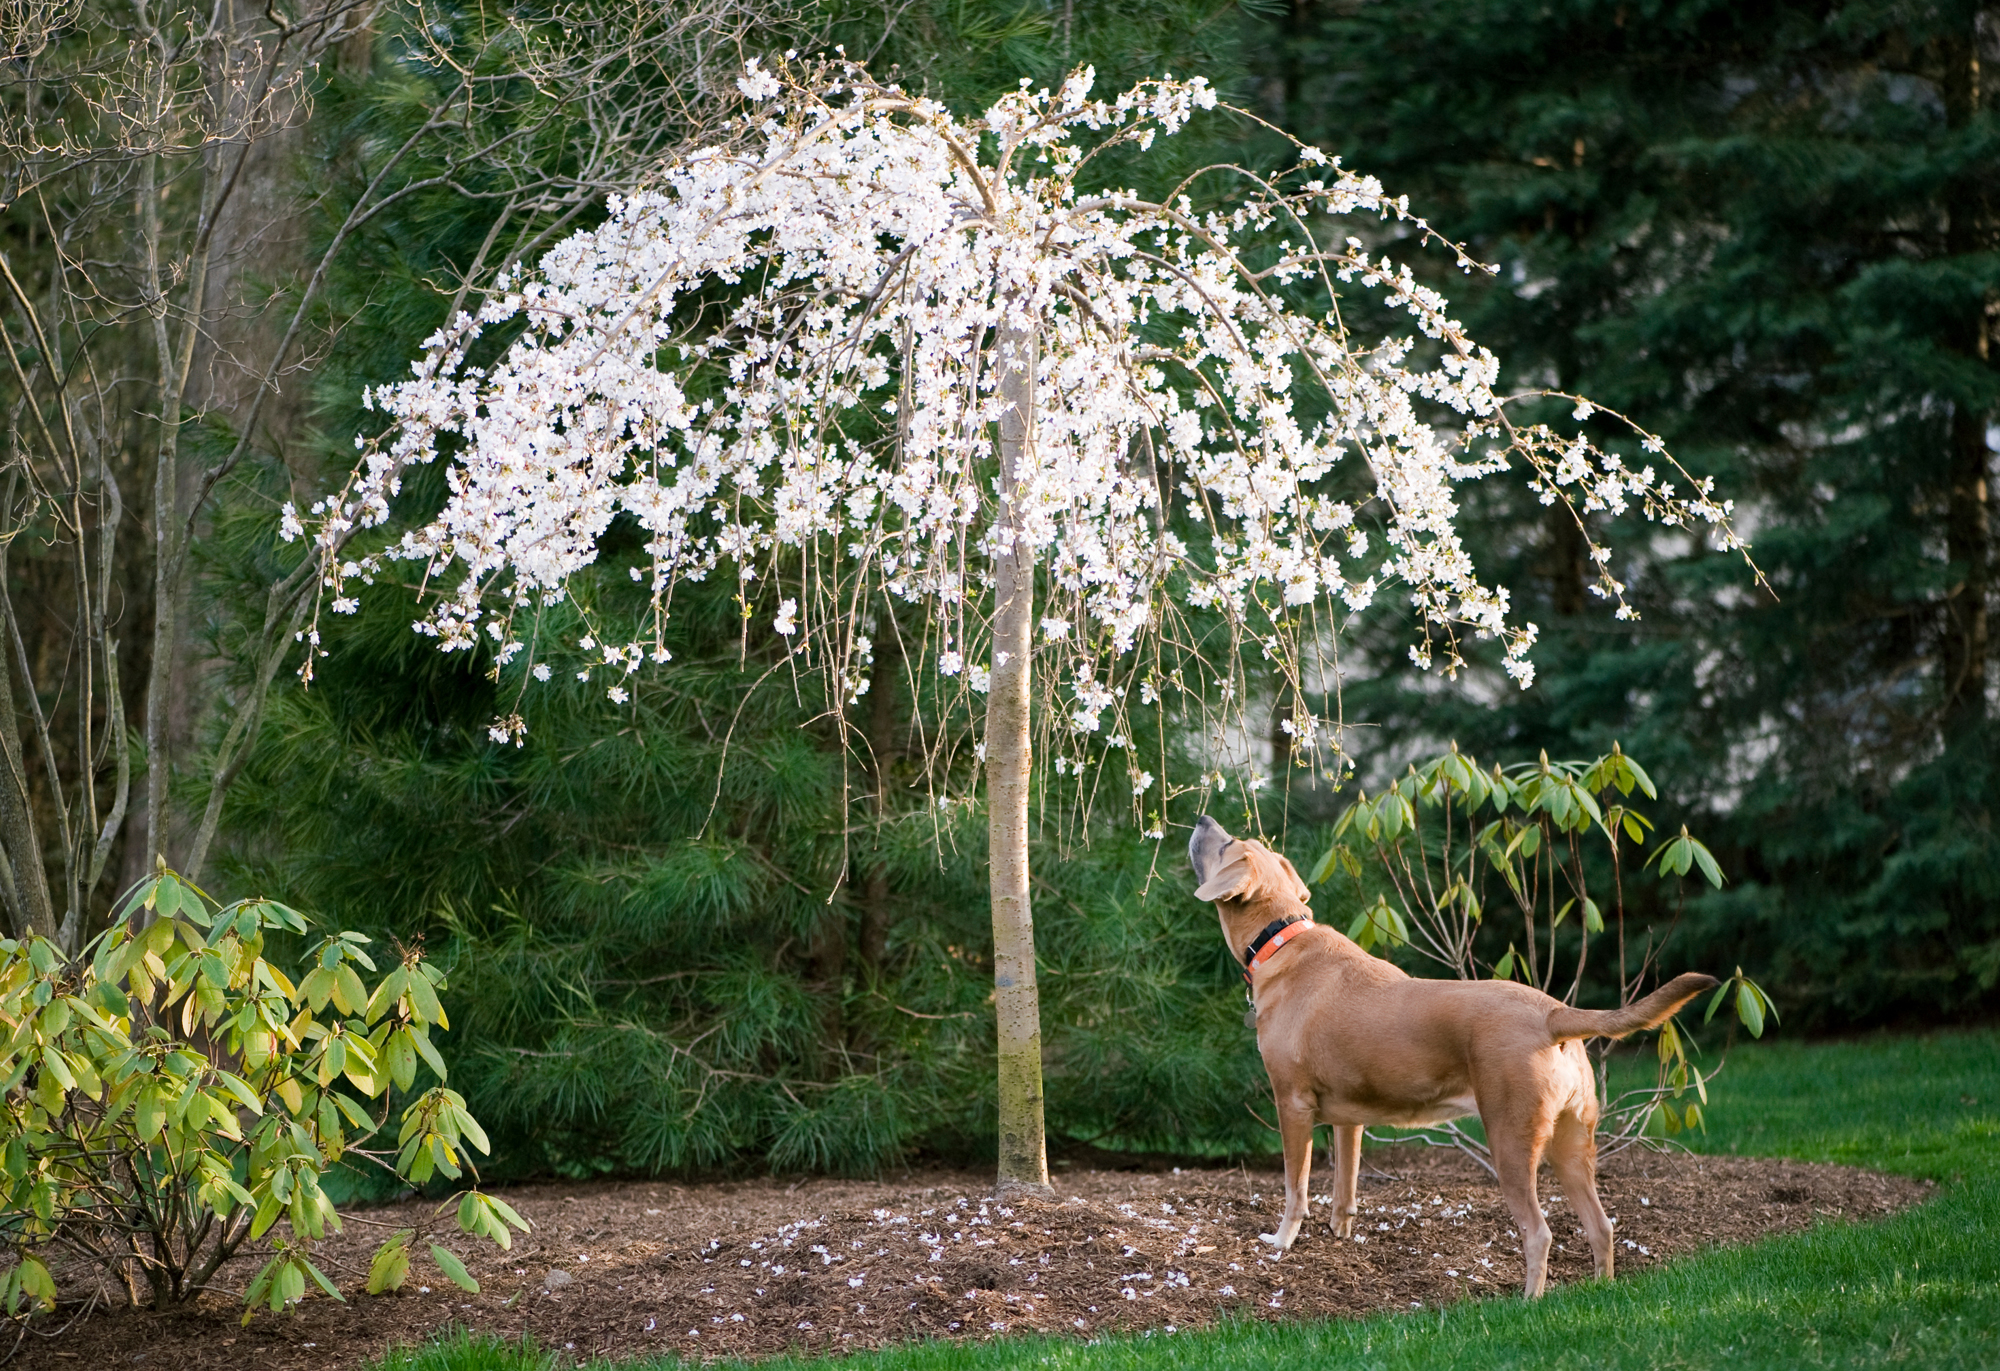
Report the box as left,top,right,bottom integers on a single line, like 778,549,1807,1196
1265,0,2000,1024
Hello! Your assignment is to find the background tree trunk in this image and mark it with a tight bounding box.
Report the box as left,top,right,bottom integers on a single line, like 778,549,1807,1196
987,316,1050,1196
1939,21,1992,736
860,625,901,971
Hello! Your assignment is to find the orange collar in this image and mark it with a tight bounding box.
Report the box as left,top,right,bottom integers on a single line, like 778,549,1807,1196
1243,916,1314,985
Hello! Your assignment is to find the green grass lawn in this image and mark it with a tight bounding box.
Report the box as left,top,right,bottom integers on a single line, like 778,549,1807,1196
376,1028,2000,1371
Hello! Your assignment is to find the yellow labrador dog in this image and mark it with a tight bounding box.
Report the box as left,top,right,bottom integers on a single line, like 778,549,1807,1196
1189,815,1716,1297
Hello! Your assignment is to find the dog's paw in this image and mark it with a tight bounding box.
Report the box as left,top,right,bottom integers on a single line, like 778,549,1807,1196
1257,1232,1282,1247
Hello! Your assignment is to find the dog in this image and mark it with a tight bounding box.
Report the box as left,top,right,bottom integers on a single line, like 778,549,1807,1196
1188,814,1717,1296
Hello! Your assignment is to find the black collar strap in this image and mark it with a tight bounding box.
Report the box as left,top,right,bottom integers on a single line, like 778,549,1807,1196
1243,915,1308,967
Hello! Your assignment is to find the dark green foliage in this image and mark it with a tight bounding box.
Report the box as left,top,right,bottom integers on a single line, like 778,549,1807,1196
823,0,1249,113
222,580,1270,1175
1264,0,2000,1026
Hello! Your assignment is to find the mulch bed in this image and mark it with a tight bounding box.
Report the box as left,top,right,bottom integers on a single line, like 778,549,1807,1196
10,1146,1929,1369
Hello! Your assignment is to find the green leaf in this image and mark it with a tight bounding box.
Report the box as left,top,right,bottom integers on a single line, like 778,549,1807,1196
267,901,311,933
1705,981,1731,1023
333,965,368,1017
14,1255,54,1312
214,1070,265,1115
1690,838,1725,888
1735,982,1766,1037
244,1255,281,1317
303,1258,346,1301
482,1193,530,1234
367,968,408,1024
1464,765,1490,812
429,1243,480,1293
1582,897,1604,934
406,972,445,1027
135,1087,166,1141
300,968,335,1012
333,1091,373,1128
118,877,157,920
1624,754,1658,800
430,1134,463,1180
1376,790,1404,841
368,1234,413,1295
1743,975,1780,1024
250,1189,284,1241
408,1027,448,1082
1331,800,1358,840
94,983,130,1023
142,917,176,958
386,1030,417,1091
1308,845,1338,886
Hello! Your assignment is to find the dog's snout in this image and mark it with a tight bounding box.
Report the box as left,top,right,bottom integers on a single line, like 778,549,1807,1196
1188,814,1230,881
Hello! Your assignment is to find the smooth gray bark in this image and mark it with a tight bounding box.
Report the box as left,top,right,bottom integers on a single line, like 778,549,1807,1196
988,316,1051,1196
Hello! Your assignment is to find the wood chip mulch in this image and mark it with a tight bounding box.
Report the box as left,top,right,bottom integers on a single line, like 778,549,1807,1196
8,1146,1929,1369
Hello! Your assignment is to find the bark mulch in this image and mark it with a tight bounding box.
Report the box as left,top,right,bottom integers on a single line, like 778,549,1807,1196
10,1146,1929,1369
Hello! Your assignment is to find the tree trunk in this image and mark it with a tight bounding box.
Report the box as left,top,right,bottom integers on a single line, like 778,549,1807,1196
987,316,1050,1196
1548,503,1588,618
1939,22,1992,735
1943,401,1990,732
0,591,57,939
859,626,900,971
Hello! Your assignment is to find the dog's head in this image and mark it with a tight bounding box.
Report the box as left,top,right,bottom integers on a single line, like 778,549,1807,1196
1187,815,1310,910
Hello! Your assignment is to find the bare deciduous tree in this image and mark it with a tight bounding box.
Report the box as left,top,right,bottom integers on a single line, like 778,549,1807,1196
0,0,786,949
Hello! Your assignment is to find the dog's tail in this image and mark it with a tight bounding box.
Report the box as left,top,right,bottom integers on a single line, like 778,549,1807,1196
1545,972,1719,1043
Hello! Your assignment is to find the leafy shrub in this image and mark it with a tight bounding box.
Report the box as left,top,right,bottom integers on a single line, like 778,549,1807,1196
1313,743,1775,1162
0,867,526,1320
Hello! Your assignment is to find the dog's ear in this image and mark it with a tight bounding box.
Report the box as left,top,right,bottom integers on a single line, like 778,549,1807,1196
1275,853,1311,904
1193,843,1255,903
1194,842,1311,906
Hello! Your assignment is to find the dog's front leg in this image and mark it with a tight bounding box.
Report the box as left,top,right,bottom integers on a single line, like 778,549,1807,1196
1259,1098,1316,1251
1328,1124,1362,1238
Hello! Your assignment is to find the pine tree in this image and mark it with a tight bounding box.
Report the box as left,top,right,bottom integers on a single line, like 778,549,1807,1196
1267,0,2000,1023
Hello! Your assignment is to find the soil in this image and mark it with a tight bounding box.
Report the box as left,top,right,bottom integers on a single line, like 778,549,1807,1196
10,1146,1928,1370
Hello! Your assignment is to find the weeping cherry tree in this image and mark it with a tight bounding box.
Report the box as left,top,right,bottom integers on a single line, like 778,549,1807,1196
291,60,1746,1192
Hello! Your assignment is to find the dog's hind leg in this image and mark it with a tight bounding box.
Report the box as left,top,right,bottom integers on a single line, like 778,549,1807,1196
1549,1111,1614,1280
1489,1123,1554,1297
1259,1096,1316,1251
1327,1124,1362,1238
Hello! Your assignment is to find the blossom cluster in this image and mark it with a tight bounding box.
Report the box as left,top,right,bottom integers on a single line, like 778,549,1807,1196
289,59,1743,760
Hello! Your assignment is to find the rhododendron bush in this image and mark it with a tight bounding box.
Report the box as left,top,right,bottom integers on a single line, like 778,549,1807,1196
290,59,1746,1189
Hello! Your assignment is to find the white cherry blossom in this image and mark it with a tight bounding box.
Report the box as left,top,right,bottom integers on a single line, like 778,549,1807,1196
291,59,1744,765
